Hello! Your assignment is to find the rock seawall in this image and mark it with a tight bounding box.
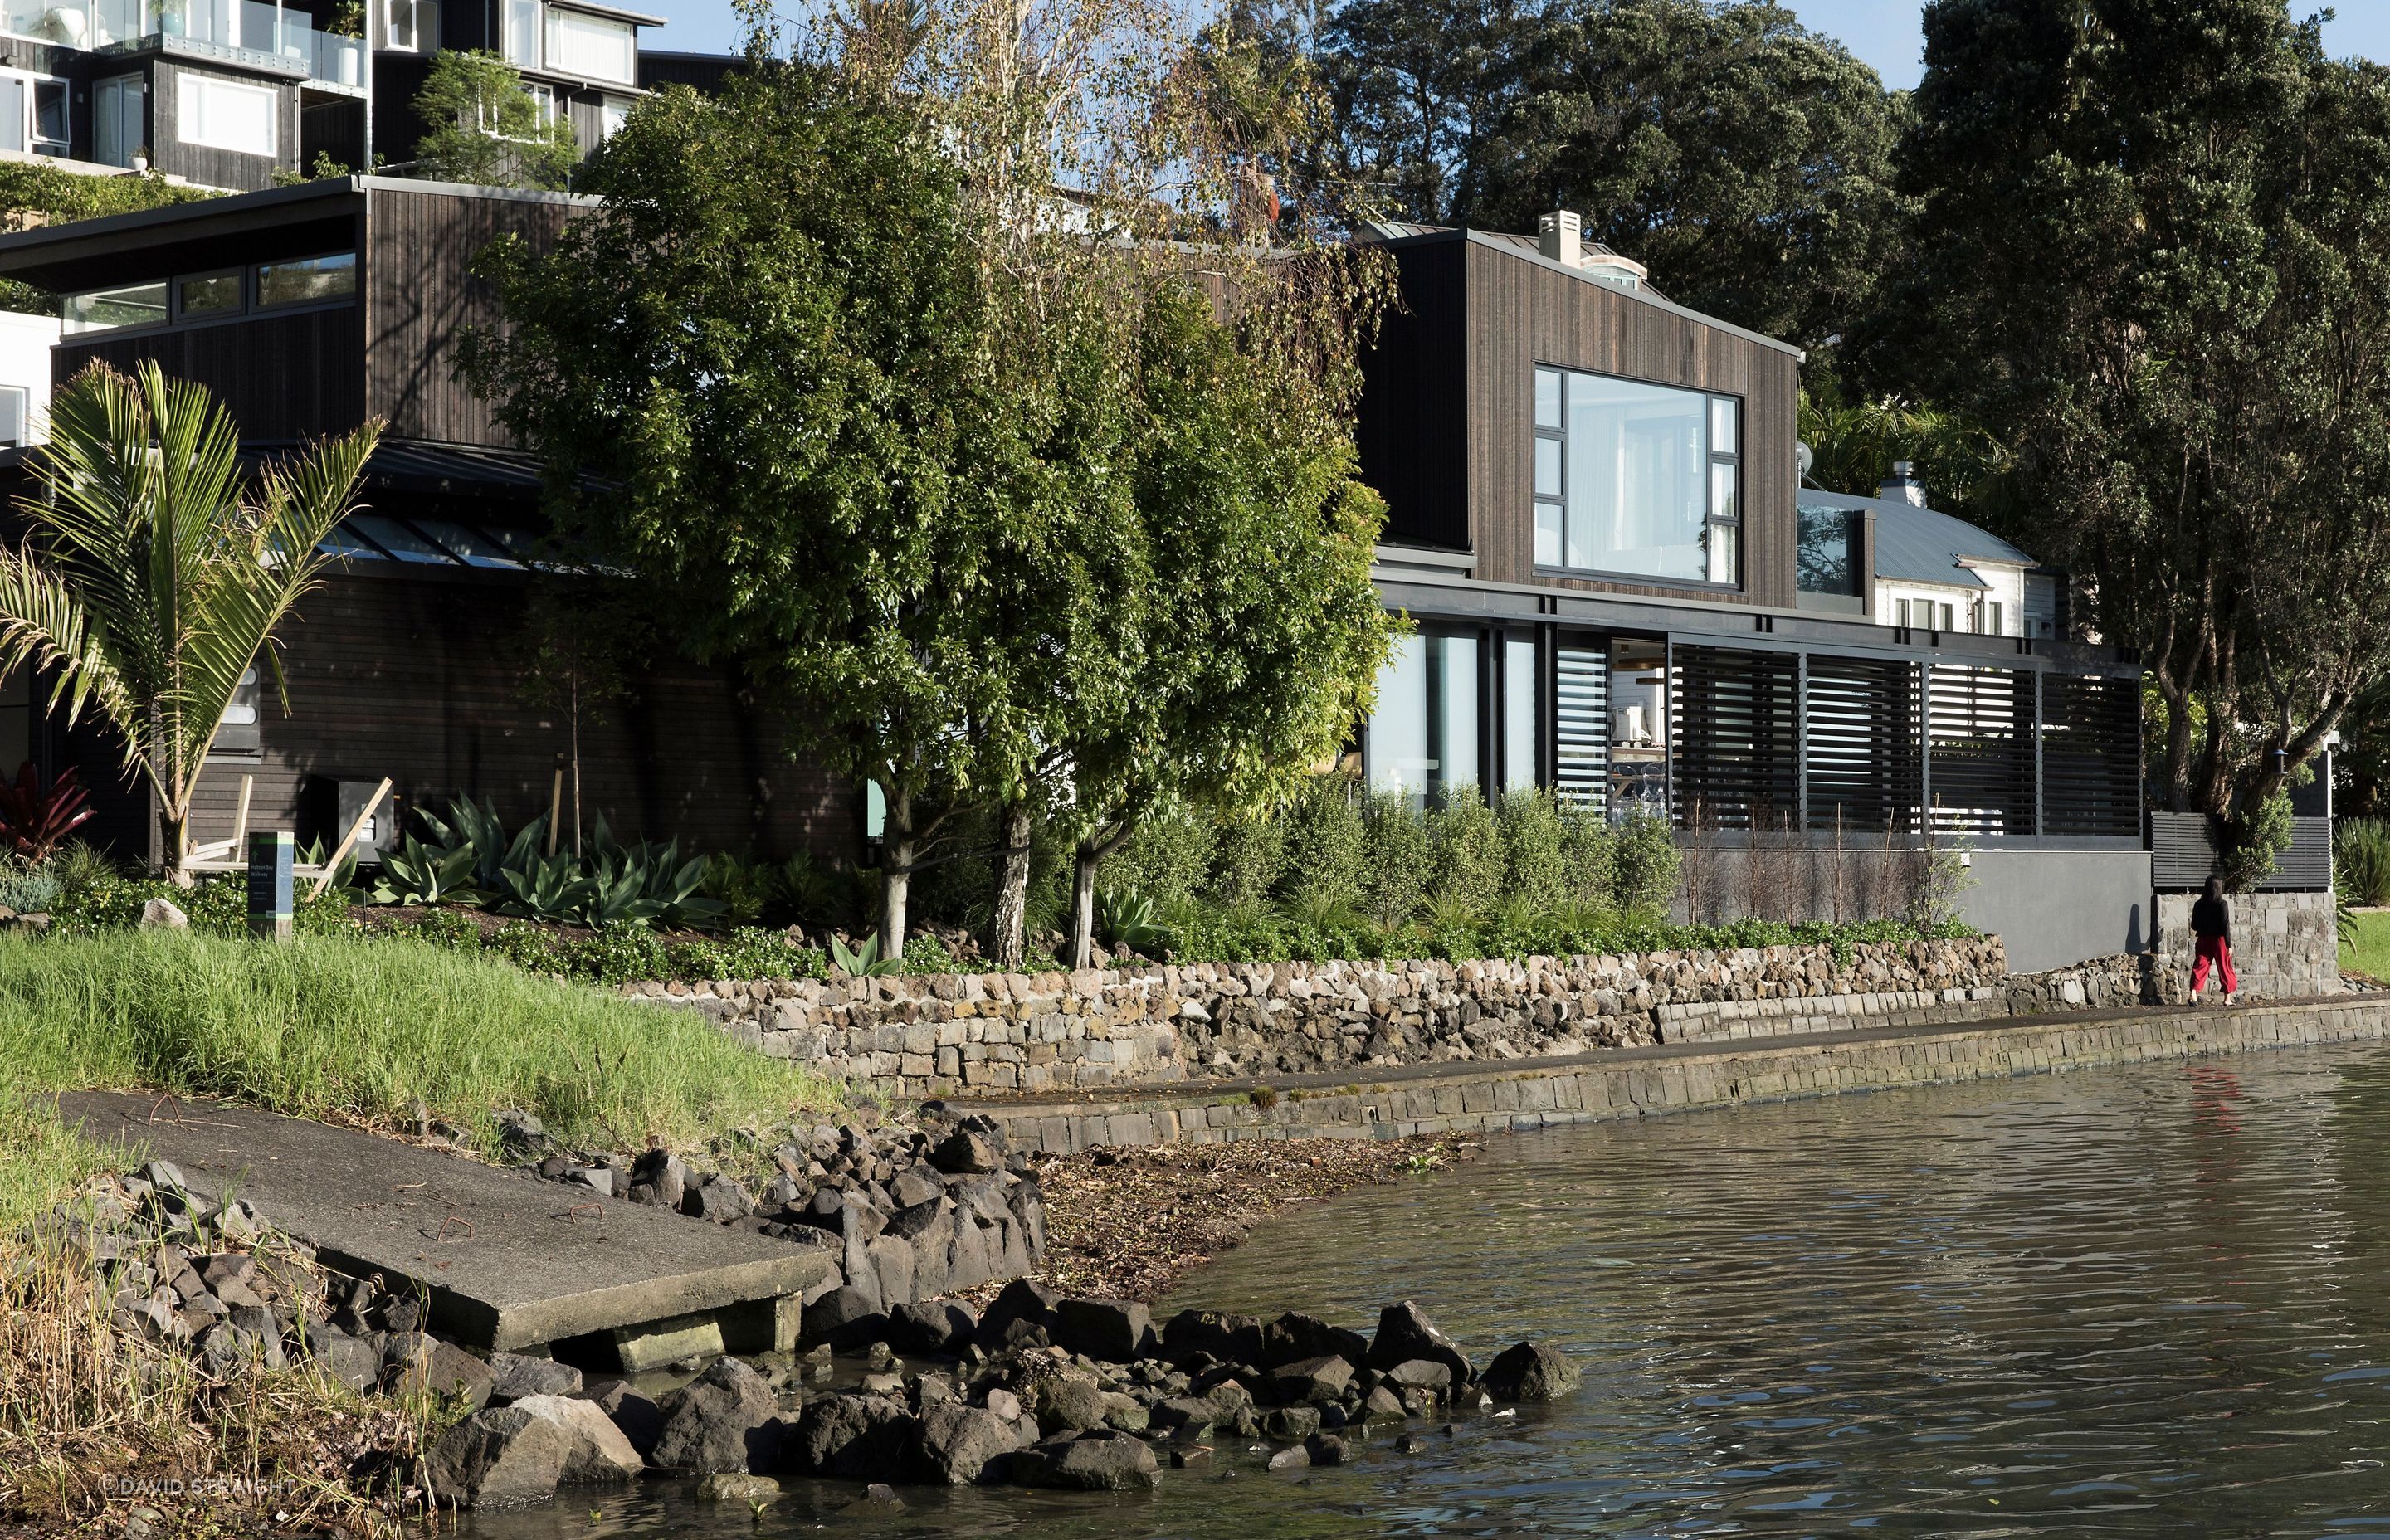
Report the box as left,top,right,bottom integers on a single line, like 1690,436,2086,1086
623,938,2158,1099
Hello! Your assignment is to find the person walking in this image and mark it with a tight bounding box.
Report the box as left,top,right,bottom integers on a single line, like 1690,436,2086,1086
2190,875,2239,1006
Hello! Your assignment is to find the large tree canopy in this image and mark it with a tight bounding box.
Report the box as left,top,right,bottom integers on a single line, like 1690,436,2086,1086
1310,0,1906,345
1864,0,2390,846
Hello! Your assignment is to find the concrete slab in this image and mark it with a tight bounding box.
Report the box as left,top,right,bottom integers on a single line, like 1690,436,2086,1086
54,1091,833,1353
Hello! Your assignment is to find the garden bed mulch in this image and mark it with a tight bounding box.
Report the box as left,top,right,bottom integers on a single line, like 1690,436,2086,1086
1001,1134,1478,1304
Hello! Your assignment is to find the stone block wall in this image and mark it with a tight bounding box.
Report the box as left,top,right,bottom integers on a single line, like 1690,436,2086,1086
2154,890,2339,1001
619,938,2129,1100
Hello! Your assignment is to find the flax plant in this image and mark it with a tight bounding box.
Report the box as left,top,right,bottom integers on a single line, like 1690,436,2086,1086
0,361,381,875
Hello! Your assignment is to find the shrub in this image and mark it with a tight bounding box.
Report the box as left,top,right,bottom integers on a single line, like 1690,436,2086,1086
1358,789,1430,928
1106,802,1215,910
1612,809,1683,914
1275,777,1366,910
1497,787,1568,912
2339,818,2390,907
1558,796,1617,909
1207,812,1285,909
1427,785,1502,916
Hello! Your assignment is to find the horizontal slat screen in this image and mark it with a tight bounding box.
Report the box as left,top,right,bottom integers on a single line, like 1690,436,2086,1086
1928,664,2036,836
2041,675,2142,837
1554,646,1607,811
1805,655,1921,834
1671,645,1799,830
2150,811,2333,890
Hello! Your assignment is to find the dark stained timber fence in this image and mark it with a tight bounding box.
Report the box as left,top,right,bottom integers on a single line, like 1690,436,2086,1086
1805,655,1923,835
1671,646,1799,829
2041,674,2143,838
1927,664,2037,836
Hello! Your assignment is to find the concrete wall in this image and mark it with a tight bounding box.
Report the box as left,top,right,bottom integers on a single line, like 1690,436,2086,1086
1963,849,2154,972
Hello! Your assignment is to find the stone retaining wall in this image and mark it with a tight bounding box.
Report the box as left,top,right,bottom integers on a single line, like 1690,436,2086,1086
962,996,2390,1155
626,938,2039,1099
2155,890,2339,1001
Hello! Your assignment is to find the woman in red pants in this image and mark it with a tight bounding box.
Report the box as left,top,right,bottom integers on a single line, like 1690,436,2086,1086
2190,875,2238,1006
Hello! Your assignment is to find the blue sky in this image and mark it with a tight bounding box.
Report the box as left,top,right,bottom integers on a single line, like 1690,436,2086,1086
645,1,2389,83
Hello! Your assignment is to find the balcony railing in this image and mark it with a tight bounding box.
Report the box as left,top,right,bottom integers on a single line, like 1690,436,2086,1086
10,0,365,90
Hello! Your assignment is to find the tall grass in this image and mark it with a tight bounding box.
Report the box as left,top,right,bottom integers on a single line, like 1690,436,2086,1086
0,930,836,1231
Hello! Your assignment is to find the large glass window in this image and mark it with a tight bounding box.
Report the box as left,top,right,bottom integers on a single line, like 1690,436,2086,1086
178,74,278,156
1796,504,1859,596
177,270,243,318
545,7,634,82
65,280,168,333
255,251,355,308
503,0,541,66
1365,632,1480,806
1532,364,1741,587
214,664,260,754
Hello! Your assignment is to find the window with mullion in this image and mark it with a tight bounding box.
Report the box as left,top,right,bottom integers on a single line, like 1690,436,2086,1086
1532,363,1743,590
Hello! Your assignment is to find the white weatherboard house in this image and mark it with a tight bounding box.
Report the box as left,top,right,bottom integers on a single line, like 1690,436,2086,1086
1797,462,2060,641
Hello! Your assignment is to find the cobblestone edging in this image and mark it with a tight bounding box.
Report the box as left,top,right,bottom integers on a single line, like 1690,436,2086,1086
621,938,2146,1101
952,997,2390,1155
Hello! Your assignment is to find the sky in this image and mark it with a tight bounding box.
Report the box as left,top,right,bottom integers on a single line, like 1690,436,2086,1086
642,0,2390,84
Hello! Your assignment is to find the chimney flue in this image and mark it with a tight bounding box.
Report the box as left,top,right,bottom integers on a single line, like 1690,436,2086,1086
1538,208,1584,268
1880,460,1927,506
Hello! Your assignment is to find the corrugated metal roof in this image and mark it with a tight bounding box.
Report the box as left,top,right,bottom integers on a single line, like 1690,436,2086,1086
1801,490,2034,589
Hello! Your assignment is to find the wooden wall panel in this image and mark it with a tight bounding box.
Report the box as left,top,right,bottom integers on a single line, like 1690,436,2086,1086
1357,239,1470,551
178,572,856,861
56,306,367,441
1463,241,1802,609
363,187,577,446
152,61,300,192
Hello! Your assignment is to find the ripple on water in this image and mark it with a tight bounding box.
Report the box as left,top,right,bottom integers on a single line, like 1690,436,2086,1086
463,1044,2390,1538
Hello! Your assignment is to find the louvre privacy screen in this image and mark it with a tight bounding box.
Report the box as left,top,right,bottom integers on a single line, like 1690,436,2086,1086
1661,651,2140,841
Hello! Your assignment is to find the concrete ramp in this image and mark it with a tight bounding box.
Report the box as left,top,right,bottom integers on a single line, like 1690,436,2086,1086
56,1091,832,1355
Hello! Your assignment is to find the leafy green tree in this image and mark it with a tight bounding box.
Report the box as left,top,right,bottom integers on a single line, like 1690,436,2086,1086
466,61,1020,954
412,49,580,189
1867,1,2390,835
0,164,213,315
0,362,380,874
1797,381,2009,518
1310,0,1905,344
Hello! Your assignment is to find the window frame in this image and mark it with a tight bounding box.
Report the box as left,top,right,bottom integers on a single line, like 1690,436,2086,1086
1530,362,1744,592
173,266,246,322
252,250,356,310
63,278,168,334
176,71,280,158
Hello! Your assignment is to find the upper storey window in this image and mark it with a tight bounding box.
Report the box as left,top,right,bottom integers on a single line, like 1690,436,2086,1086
1533,363,1742,588
547,7,635,82
65,251,356,334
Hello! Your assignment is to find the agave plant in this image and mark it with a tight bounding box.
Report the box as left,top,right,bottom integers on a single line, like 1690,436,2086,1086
1095,885,1172,958
828,930,905,978
501,848,598,925
586,815,724,928
418,797,547,896
0,761,94,860
366,834,483,907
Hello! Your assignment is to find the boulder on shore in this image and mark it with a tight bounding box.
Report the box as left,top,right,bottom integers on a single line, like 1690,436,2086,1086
651,1357,782,1474
787,1391,917,1479
913,1401,1028,1484
510,1393,644,1483
425,1406,570,1508
1008,1429,1162,1490
1053,1297,1155,1362
1367,1301,1474,1388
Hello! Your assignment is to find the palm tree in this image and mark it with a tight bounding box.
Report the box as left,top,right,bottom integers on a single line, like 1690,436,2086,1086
0,360,382,875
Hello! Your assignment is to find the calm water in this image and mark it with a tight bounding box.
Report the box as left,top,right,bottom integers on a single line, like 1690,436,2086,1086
466,1044,2390,1538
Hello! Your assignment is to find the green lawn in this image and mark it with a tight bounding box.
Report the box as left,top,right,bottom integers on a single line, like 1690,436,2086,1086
2343,909,2390,982
0,930,837,1231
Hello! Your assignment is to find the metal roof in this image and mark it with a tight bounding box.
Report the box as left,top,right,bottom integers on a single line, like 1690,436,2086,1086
1800,490,2036,589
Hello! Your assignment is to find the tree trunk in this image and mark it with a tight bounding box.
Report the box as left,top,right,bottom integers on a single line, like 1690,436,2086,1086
1068,841,1100,971
989,797,1034,970
160,809,191,887
879,785,914,962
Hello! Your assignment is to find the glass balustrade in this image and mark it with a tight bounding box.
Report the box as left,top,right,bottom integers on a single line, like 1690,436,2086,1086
2,0,365,88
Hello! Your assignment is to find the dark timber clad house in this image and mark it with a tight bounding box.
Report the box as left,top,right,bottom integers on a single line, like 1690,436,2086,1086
0,175,851,866
1350,214,2151,970
0,0,654,192
0,188,2152,968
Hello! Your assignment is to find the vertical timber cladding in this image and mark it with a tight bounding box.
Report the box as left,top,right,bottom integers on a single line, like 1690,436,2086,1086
1669,645,1799,830
1927,663,2037,836
1804,655,1923,834
1554,643,1607,810
2041,675,2143,838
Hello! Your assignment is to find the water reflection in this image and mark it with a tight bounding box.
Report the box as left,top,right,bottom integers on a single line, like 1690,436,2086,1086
466,1045,2390,1537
